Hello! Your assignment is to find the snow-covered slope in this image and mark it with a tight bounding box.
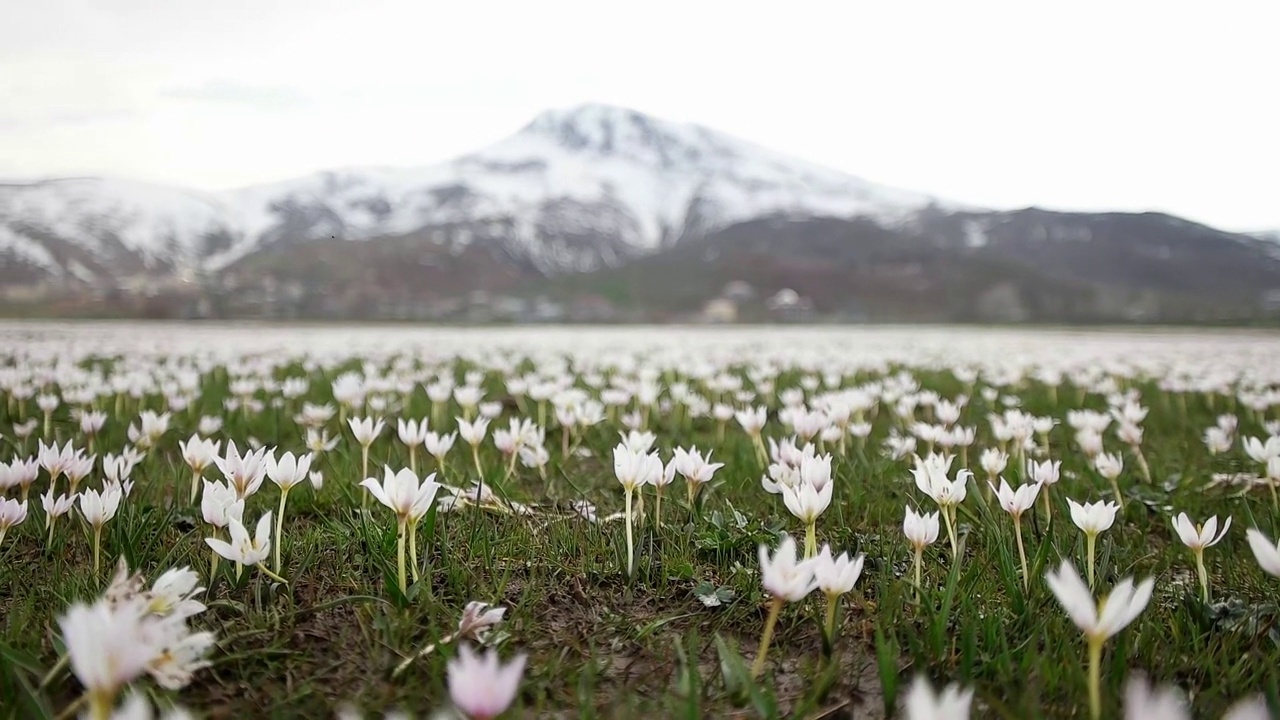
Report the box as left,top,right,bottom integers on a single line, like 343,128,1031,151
0,178,242,279
0,104,954,281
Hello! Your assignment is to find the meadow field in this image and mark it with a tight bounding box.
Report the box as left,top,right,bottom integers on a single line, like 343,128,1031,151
0,322,1278,719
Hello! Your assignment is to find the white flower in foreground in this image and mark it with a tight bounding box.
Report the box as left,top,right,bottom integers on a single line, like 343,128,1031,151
1172,513,1231,603
1243,435,1280,464
1246,529,1280,578
147,623,217,691
991,478,1040,518
197,415,223,436
205,512,272,568
397,418,431,449
458,417,491,447
905,675,973,720
671,446,724,486
147,567,207,620
61,600,155,706
425,431,457,461
80,483,124,572
214,441,271,500
613,444,661,576
752,534,816,678
304,428,339,454
811,545,865,597
903,506,940,552
911,453,968,559
811,544,865,641
991,477,1040,590
0,497,28,546
612,445,662,491
1046,560,1154,720
1027,458,1061,486
41,489,75,523
1124,674,1188,720
903,505,940,595
347,416,386,447
1046,560,1153,643
759,534,817,603
1203,426,1233,455
1172,513,1231,551
266,451,313,492
1068,498,1121,588
736,405,767,436
179,434,220,475
1069,499,1120,536
781,477,833,525
361,467,442,594
1222,697,1273,720
200,480,244,529
979,448,1008,478
361,466,442,524
1123,674,1272,720
447,644,526,720
456,601,507,643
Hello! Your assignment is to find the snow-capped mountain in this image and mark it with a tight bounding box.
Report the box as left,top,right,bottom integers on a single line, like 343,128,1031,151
0,104,952,281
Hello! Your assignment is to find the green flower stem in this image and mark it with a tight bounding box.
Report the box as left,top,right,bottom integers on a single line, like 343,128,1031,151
360,446,370,512
1087,637,1103,720
1194,549,1209,604
472,445,484,501
274,487,290,574
396,519,407,596
1108,475,1125,510
1086,533,1097,589
87,689,113,720
942,506,958,561
1133,447,1151,483
91,525,102,576
751,597,784,679
624,487,635,577
1014,517,1029,591
912,547,923,602
409,519,421,583
823,593,839,641
258,563,289,585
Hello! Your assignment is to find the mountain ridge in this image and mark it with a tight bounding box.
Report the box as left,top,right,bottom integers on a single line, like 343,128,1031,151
2,103,1279,324
0,103,953,280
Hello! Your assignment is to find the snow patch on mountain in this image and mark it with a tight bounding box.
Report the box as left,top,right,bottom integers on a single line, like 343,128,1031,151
0,104,958,279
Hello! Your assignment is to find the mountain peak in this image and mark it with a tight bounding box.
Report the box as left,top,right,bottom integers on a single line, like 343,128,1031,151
518,103,733,169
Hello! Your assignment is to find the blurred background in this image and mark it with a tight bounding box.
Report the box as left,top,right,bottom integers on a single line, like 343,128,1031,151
1,0,1277,325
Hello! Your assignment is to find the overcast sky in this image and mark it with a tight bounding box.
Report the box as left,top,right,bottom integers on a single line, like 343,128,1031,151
2,0,1277,230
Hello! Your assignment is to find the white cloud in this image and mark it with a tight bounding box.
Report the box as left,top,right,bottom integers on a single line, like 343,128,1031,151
1,0,1277,230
